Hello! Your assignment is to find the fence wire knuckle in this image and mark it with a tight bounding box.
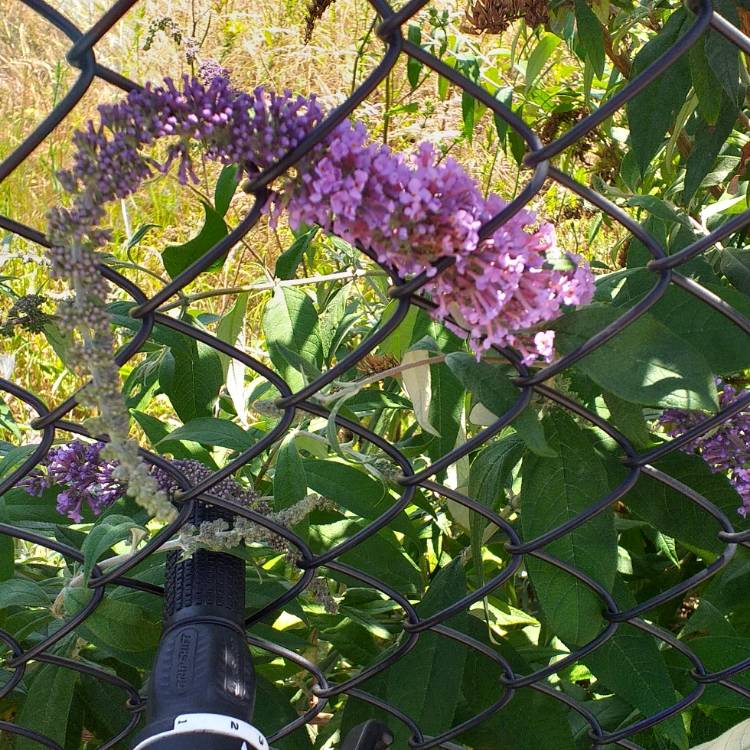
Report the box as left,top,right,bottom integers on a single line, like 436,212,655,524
1,0,750,748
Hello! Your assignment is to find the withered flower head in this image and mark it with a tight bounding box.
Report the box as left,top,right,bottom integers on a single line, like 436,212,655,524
462,0,549,35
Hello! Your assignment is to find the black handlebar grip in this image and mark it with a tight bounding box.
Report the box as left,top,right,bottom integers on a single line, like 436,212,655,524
131,503,266,750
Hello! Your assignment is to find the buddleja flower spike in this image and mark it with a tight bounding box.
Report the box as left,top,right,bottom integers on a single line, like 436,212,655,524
48,67,594,521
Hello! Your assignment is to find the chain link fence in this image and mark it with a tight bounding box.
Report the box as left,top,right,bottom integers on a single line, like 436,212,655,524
1,0,750,748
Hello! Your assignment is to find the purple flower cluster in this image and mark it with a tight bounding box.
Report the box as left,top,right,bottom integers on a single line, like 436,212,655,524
52,72,593,364
55,75,323,203
20,442,270,523
22,440,125,522
198,58,231,87
287,127,594,360
659,379,750,516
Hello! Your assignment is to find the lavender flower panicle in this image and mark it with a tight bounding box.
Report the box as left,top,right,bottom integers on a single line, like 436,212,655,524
49,71,594,523
21,446,327,557
198,59,231,87
22,440,125,522
659,379,750,516
286,132,594,361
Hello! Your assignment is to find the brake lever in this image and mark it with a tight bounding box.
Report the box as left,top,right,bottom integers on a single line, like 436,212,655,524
340,720,394,750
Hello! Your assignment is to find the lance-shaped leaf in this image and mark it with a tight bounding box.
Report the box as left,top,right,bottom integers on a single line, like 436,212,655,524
520,410,617,646
553,304,717,411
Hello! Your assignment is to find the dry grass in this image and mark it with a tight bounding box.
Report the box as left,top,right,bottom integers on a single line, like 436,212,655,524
0,0,620,432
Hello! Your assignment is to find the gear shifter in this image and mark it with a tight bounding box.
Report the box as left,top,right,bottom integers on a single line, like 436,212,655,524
131,502,265,750
131,503,392,750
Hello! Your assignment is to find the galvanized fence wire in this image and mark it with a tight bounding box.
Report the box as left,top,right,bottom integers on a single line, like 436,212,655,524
1,0,750,748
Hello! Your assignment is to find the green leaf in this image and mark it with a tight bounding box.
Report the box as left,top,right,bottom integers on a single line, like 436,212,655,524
158,335,224,423
0,578,50,607
253,676,312,749
685,93,739,202
274,434,307,509
493,86,513,147
312,520,421,593
318,285,353,362
126,222,159,251
263,286,322,391
0,486,74,526
462,91,476,142
131,410,216,464
303,460,386,520
508,108,527,165
122,352,161,411
678,634,750,711
438,73,449,100
342,559,468,748
623,452,746,558
445,352,517,414
16,663,78,750
160,417,252,453
623,195,692,229
81,514,144,585
273,341,322,383
424,358,464,462
720,248,750,295
653,281,750,374
553,304,717,411
606,270,750,375
706,0,742,106
468,434,524,582
0,443,37,480
275,227,317,280
445,352,555,456
378,303,420,360
214,163,240,216
520,410,617,647
345,389,412,412
584,580,688,750
382,560,468,746
602,391,651,448
627,8,692,175
79,674,134,750
244,577,306,623
216,292,248,375
456,618,577,749
0,535,13,581
575,0,605,78
468,434,524,511
407,25,423,89
64,587,161,669
525,33,560,91
161,201,228,279
690,42,723,126
0,401,20,443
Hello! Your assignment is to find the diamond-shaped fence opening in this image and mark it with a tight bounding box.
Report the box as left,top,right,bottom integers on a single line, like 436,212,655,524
1,0,750,749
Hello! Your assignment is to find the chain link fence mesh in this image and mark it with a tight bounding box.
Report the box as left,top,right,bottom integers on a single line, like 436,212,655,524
2,0,750,748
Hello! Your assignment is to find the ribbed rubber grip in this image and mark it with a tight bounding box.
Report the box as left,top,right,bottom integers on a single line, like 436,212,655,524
131,502,256,750
164,503,245,625
164,548,244,621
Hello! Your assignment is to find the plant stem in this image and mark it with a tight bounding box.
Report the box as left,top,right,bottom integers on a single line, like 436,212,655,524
318,351,519,405
351,17,377,94
318,352,449,404
157,268,383,312
383,72,391,145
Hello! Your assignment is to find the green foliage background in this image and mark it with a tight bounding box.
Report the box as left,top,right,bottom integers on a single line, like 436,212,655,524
3,1,750,749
